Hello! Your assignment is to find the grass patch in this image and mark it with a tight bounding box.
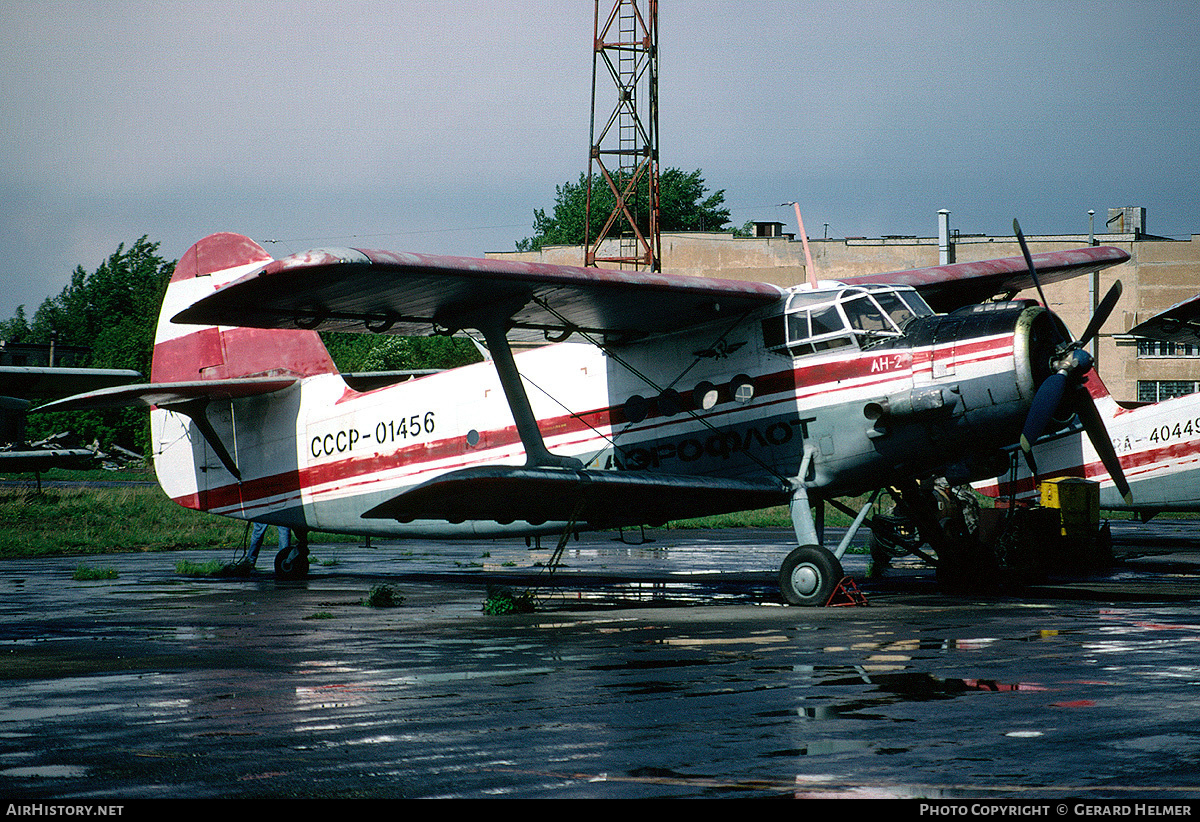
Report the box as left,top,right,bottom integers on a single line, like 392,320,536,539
363,584,404,607
72,564,118,581
0,485,244,559
665,498,873,529
0,474,358,560
483,585,536,615
0,467,155,484
174,559,231,577
3,472,1190,564
666,505,792,529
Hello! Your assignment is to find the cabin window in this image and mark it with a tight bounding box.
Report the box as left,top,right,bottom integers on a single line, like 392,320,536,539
731,375,755,403
624,394,649,423
761,314,786,350
899,290,935,320
694,381,719,410
658,388,683,416
809,306,844,337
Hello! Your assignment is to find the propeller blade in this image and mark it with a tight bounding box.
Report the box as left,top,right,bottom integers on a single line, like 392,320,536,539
1074,387,1133,505
1021,372,1067,456
1078,280,1123,349
1014,219,1050,312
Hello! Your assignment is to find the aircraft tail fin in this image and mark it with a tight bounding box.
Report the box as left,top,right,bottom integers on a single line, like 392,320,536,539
151,233,338,383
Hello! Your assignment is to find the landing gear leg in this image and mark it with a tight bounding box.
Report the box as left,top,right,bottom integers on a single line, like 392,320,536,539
274,529,310,580
781,453,843,606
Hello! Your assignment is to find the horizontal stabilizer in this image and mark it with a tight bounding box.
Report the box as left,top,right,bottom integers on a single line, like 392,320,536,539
0,449,99,472
35,377,297,413
0,366,141,401
362,466,792,528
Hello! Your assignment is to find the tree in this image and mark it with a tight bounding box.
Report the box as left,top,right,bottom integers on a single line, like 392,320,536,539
320,333,480,373
0,306,30,345
516,167,732,252
20,237,173,455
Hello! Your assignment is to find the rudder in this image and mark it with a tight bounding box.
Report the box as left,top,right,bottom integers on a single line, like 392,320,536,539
151,233,338,383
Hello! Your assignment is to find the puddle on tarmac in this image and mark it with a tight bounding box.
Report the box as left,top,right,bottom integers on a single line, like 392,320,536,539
2,765,88,778
816,669,1046,699
533,579,773,608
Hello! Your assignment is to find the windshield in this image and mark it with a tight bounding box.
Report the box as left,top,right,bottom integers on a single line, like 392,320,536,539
763,284,932,357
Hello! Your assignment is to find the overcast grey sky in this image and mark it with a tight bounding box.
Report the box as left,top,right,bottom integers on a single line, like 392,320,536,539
2,1,1198,321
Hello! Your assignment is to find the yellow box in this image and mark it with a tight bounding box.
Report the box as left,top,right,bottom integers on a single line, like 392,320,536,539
1039,477,1100,536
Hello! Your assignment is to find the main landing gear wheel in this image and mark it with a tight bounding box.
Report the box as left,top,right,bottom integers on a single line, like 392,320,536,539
274,545,309,579
779,545,843,606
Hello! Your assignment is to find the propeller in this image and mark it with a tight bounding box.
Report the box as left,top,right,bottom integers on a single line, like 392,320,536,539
1014,219,1132,504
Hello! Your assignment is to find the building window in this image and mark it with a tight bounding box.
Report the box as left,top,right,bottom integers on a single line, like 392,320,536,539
1138,380,1200,403
1137,339,1200,357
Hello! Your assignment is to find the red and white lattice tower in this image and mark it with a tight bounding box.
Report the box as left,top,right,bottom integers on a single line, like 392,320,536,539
585,0,660,271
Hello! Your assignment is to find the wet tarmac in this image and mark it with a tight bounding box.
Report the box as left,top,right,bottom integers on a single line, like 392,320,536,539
3,522,1200,799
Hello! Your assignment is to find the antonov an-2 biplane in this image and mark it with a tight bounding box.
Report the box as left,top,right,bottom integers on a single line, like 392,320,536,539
40,226,1131,605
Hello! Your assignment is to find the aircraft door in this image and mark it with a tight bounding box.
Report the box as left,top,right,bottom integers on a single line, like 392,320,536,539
929,318,964,380
192,398,236,510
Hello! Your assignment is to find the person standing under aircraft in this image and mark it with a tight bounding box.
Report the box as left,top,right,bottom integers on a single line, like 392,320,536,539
246,522,290,568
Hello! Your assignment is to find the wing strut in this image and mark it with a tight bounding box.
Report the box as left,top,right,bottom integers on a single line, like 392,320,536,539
470,313,582,470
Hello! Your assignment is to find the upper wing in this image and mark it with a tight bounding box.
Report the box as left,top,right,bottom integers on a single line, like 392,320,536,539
170,240,1129,341
0,366,141,401
849,246,1130,313
1127,294,1200,345
173,248,786,343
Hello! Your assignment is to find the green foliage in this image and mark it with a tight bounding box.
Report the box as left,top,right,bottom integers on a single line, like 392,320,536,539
175,559,229,577
19,237,173,454
320,333,481,373
482,584,536,615
733,220,757,238
364,583,404,608
517,167,732,252
0,306,30,344
0,482,244,558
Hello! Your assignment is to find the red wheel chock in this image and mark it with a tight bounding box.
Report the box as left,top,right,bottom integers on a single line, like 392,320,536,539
825,577,868,607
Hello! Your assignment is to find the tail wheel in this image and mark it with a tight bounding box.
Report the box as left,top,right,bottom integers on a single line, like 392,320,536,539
274,546,309,580
779,545,843,606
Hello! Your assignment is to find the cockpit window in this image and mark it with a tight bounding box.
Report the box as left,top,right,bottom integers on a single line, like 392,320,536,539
874,290,917,329
843,296,894,335
763,284,932,358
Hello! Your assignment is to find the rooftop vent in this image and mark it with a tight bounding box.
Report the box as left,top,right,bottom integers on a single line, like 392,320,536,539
1106,207,1146,235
